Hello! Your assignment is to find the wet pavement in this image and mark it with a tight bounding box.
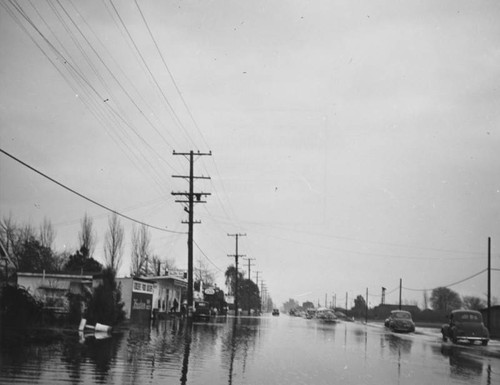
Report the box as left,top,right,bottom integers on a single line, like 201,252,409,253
1,315,499,384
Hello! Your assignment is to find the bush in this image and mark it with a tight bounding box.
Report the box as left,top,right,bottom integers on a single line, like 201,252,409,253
0,285,44,328
85,268,125,326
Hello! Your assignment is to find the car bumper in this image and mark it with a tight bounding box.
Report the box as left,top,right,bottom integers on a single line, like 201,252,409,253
456,336,488,342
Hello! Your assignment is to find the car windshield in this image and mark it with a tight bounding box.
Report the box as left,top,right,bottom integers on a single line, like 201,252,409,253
456,313,481,322
393,312,411,319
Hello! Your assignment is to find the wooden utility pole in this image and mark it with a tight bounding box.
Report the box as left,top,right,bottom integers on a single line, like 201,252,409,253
228,233,246,316
254,271,261,286
399,278,402,310
487,237,491,331
172,150,211,315
365,288,368,323
244,257,255,280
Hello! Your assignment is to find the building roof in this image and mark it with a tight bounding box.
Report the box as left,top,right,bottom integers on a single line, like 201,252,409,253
17,271,94,280
117,276,157,284
144,275,187,286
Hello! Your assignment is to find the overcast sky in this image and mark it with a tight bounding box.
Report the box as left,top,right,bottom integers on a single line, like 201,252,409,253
1,0,499,309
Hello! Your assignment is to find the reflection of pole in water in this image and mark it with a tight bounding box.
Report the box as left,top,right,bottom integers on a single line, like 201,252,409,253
180,320,193,385
228,318,238,385
397,346,401,385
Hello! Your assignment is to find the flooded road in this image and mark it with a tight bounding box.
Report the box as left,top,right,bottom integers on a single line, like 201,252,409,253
1,315,499,384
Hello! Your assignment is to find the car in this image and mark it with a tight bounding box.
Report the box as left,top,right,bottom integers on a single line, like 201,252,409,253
384,310,415,333
193,301,211,320
272,308,280,316
441,310,489,346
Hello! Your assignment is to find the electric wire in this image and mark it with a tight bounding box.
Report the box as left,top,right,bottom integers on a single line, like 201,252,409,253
63,0,184,160
403,269,488,292
108,0,197,149
0,148,186,234
6,0,174,196
194,240,224,273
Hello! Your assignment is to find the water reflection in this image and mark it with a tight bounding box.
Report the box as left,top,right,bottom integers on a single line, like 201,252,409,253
223,317,261,385
383,333,413,355
1,319,497,384
436,344,484,380
379,332,414,384
180,320,192,384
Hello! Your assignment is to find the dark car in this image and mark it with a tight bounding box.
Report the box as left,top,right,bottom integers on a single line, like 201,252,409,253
384,310,415,333
441,310,489,346
272,308,280,316
193,301,211,320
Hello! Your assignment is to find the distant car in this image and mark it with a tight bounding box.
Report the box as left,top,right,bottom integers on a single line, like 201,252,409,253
441,310,489,346
384,310,415,333
272,309,280,316
193,301,211,320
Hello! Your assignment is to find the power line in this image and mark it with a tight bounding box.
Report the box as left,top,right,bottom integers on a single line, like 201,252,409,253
0,147,185,234
108,0,197,149
5,0,176,197
194,240,223,273
403,269,488,292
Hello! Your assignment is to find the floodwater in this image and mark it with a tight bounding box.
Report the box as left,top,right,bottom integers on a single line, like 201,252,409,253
1,315,499,384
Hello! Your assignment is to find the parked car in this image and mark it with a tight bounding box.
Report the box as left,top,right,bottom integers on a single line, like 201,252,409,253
316,308,338,323
441,310,489,346
384,310,415,333
272,308,280,316
193,301,211,320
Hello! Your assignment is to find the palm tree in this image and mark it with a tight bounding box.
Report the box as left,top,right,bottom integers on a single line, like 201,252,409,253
225,265,243,296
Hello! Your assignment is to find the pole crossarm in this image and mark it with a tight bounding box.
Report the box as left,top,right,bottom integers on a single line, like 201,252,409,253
173,150,212,156
227,233,247,316
172,175,211,180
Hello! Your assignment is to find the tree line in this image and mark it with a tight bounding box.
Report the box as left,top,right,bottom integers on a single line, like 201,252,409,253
283,286,492,318
0,212,187,278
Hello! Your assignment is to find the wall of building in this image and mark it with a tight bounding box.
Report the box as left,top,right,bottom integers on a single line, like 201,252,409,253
117,277,154,322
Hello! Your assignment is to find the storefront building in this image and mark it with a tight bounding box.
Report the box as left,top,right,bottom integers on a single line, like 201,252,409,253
117,277,155,323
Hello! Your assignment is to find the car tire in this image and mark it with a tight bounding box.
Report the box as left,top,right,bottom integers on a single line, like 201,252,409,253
482,340,488,346
442,335,447,342
451,329,458,344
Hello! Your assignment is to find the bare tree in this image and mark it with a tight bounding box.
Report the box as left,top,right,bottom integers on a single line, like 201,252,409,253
103,213,124,273
19,223,36,244
39,217,56,248
78,213,96,258
149,256,178,276
195,258,215,286
164,257,177,274
130,224,150,277
0,214,18,258
151,255,162,275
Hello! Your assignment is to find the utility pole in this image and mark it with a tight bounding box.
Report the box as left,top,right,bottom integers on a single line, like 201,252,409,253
487,237,491,331
260,280,266,312
345,292,348,312
365,288,369,324
228,233,246,316
381,287,386,305
172,150,211,315
254,271,261,286
243,257,255,280
399,278,402,310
